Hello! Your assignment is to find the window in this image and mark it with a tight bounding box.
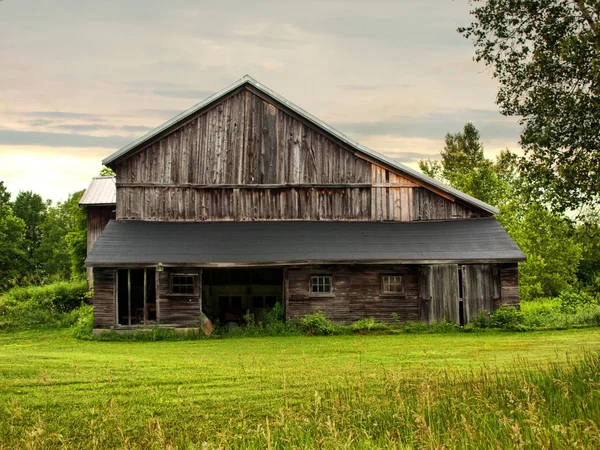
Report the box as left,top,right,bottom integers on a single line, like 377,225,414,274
311,275,333,294
382,275,403,294
169,274,198,295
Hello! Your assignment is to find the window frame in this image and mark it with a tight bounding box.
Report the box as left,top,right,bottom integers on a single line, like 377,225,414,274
168,273,199,296
381,275,404,295
310,275,334,296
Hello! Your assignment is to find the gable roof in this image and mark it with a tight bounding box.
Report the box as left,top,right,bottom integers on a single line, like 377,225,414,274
86,218,524,267
102,75,499,215
79,176,116,205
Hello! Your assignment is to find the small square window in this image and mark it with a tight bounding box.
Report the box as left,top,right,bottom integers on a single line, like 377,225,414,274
170,274,198,295
311,276,333,294
382,275,403,294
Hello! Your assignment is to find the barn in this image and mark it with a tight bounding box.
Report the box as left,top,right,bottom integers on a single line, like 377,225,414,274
85,75,525,331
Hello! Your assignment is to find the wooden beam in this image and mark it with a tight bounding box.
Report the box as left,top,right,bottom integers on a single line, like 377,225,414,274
117,182,375,189
155,269,160,324
143,269,147,325
114,269,119,326
127,269,131,326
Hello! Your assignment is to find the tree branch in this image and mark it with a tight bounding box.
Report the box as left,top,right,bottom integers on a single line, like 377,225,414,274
573,0,599,35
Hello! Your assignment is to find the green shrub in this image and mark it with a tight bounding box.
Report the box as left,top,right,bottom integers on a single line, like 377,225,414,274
71,304,94,339
470,309,490,329
351,318,390,333
402,321,429,333
0,281,89,328
559,291,598,313
300,311,336,335
489,304,525,330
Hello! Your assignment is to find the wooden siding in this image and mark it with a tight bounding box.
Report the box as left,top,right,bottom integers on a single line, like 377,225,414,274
93,268,115,328
500,264,520,307
286,265,420,323
157,268,202,326
114,88,484,222
86,206,115,284
419,264,460,324
461,264,501,323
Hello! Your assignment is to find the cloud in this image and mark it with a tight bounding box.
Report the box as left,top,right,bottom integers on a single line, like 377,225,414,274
0,129,131,148
152,88,214,99
390,152,438,163
333,109,521,141
21,111,105,121
48,123,153,134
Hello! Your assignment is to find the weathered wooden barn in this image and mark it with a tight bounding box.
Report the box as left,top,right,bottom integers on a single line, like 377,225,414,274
85,75,525,331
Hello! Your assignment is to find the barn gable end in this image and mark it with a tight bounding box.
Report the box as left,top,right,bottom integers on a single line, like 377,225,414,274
112,86,486,222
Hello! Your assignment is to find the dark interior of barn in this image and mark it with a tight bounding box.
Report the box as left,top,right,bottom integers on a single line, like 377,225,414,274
116,268,156,325
202,268,283,325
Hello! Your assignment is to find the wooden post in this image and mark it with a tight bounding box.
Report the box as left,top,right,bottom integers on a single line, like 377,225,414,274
127,269,131,326
115,269,119,326
199,268,203,318
155,269,160,324
143,269,147,325
283,267,289,322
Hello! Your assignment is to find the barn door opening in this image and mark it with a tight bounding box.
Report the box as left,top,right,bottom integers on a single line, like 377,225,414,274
202,268,283,326
116,268,156,326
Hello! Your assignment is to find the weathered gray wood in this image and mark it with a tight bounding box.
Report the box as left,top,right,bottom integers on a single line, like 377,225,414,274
500,264,520,306
421,264,460,324
287,265,420,324
113,88,486,222
92,268,116,328
462,264,501,322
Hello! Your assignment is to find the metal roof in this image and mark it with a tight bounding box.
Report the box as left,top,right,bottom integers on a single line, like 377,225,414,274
86,218,525,267
79,176,116,205
102,75,499,215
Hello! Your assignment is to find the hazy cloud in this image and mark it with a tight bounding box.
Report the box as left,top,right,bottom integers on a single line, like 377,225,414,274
334,109,521,141
0,129,131,148
21,111,106,121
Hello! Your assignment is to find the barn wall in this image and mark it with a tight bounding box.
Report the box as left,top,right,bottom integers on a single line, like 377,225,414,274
419,263,517,325
93,268,115,328
157,267,202,327
114,88,484,222
500,264,520,307
86,206,115,285
286,265,421,323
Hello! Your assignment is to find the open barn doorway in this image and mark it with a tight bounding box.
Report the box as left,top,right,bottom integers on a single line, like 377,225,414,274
116,269,156,326
202,268,284,326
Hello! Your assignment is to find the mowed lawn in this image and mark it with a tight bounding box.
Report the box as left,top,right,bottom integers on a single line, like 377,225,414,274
1,328,600,449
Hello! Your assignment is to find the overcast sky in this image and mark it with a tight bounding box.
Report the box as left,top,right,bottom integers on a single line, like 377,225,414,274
0,0,521,202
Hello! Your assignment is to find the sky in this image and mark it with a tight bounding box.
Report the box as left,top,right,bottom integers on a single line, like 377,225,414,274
0,0,522,203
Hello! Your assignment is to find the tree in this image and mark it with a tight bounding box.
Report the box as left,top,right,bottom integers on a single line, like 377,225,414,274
511,204,583,299
99,166,115,177
12,191,47,268
0,181,10,205
420,123,584,299
419,123,508,206
0,204,27,290
460,0,600,212
36,190,87,280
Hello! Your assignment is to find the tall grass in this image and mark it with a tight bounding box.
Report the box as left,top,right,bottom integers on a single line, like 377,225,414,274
1,342,598,449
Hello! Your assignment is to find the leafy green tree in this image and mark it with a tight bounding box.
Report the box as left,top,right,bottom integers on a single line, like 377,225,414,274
574,220,600,291
511,204,583,299
99,166,115,177
0,204,27,290
419,123,509,207
36,190,87,280
0,181,10,205
420,123,584,299
459,0,600,212
12,191,47,270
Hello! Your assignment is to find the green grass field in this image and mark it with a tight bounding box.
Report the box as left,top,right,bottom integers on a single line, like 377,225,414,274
1,328,600,449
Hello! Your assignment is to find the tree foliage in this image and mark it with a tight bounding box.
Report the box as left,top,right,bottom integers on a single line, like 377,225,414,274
0,204,27,291
460,0,600,212
420,122,588,299
0,181,10,205
99,166,115,177
0,182,87,291
12,191,47,267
